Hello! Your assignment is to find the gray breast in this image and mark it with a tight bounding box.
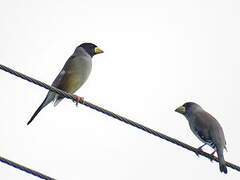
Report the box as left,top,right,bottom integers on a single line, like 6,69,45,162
70,53,92,92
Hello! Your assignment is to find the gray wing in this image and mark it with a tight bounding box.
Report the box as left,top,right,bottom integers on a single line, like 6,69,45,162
51,55,76,106
193,111,226,149
192,126,215,148
190,111,213,145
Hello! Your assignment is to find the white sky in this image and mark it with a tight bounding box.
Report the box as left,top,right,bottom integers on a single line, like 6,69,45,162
0,0,240,179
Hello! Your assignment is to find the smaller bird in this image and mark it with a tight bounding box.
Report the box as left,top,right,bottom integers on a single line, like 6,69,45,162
27,43,103,125
175,102,227,174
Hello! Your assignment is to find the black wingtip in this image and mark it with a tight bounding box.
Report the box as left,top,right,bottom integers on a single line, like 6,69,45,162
220,164,228,174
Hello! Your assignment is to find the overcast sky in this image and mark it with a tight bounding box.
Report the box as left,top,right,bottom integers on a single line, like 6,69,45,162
0,0,239,179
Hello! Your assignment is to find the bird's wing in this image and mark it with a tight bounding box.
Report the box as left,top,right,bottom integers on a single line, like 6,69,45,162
51,54,77,86
193,126,215,148
193,111,219,148
52,69,66,87
52,54,78,87
190,112,211,144
50,69,66,106
51,55,77,106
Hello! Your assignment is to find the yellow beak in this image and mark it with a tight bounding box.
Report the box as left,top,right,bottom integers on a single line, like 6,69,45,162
94,47,104,54
175,106,186,114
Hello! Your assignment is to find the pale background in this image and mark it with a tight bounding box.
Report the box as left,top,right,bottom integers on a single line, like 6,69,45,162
0,0,239,179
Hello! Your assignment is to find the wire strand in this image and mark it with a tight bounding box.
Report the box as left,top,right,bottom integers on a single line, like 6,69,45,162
0,155,56,180
0,63,240,174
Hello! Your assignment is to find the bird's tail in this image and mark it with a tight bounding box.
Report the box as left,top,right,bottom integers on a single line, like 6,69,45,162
217,147,227,174
27,92,55,125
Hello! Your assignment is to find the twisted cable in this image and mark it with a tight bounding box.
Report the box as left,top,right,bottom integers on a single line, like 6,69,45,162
0,64,239,173
0,155,56,180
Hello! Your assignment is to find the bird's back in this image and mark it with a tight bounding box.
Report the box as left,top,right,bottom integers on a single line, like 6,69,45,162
193,110,226,148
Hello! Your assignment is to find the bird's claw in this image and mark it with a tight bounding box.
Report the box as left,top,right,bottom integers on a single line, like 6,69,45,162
195,147,203,157
195,152,200,157
209,156,214,162
209,151,216,162
73,95,84,106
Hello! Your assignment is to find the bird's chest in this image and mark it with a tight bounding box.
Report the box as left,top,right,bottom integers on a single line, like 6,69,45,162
63,59,92,93
73,59,92,83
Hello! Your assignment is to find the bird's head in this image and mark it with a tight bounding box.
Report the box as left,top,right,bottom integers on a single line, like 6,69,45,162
175,102,202,116
76,43,104,57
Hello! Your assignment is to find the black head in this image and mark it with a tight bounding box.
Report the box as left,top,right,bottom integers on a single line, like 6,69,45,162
77,43,103,57
175,102,201,115
183,102,200,110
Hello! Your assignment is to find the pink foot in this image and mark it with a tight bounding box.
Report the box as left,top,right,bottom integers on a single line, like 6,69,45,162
73,95,84,106
195,145,205,157
209,150,216,162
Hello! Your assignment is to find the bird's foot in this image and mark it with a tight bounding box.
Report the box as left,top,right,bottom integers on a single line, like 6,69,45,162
209,150,216,162
195,146,204,157
73,95,84,106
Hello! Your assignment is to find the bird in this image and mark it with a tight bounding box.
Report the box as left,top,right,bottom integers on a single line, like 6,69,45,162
27,43,103,125
175,102,227,174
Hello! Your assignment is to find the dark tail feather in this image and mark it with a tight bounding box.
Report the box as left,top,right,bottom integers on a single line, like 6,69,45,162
220,164,227,174
27,103,45,125
217,147,228,174
27,93,54,125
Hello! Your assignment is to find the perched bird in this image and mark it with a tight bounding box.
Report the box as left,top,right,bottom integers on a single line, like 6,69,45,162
175,102,227,174
27,43,103,125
